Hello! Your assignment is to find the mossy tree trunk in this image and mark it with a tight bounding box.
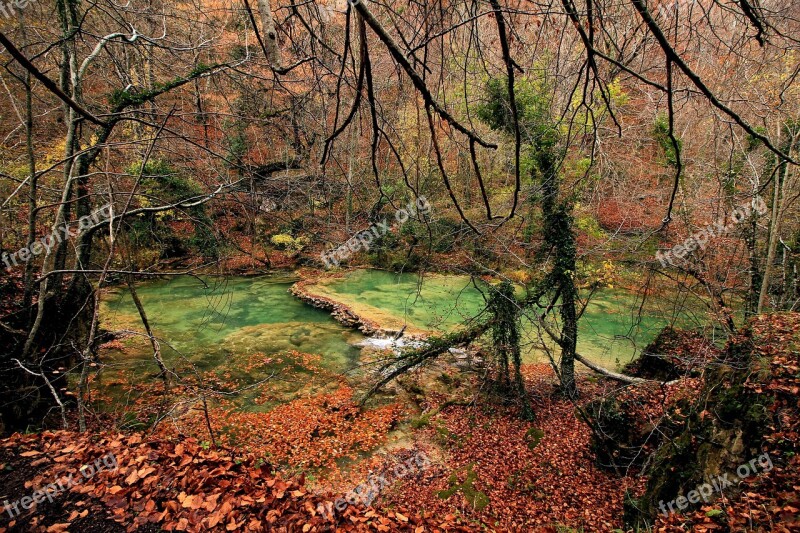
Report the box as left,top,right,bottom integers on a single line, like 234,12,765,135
489,281,534,420
538,138,579,399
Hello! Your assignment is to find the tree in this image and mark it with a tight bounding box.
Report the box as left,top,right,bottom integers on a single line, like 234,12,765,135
488,281,533,419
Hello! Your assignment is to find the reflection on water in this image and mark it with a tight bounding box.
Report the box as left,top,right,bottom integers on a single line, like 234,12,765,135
310,269,695,368
102,276,364,369
98,271,693,413
99,276,365,411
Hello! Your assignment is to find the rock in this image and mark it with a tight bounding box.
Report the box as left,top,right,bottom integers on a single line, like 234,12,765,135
289,280,382,335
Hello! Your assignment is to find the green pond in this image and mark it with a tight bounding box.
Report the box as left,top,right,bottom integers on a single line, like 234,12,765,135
99,270,695,411
303,269,697,367
99,275,365,411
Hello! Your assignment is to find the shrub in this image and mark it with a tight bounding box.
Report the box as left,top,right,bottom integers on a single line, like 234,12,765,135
270,234,307,251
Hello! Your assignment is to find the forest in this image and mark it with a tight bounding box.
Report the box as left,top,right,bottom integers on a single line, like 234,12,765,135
0,0,799,531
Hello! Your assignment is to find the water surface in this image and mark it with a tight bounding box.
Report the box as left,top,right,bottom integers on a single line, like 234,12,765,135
307,269,694,368
99,275,364,411
99,270,693,413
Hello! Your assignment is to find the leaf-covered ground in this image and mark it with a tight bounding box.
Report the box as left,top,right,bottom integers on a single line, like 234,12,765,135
2,315,798,532
653,313,800,533
376,365,642,531
0,365,642,532
0,431,421,532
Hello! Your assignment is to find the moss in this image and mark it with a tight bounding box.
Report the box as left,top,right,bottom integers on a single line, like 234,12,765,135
406,383,424,396
108,63,219,109
625,320,784,528
436,372,454,386
525,428,545,450
434,422,462,447
712,364,773,439
410,413,432,429
270,234,308,251
653,113,682,168
437,463,489,511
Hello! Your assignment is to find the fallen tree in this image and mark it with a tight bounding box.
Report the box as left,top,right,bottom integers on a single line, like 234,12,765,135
358,285,663,407
574,352,649,384
536,311,653,385
358,320,492,406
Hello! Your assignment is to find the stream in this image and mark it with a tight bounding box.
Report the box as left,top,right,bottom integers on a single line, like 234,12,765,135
98,270,692,412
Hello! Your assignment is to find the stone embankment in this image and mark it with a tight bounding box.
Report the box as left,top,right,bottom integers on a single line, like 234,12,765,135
290,274,483,368
289,279,384,335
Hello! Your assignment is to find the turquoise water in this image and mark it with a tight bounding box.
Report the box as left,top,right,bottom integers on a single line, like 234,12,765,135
98,270,693,411
102,276,363,369
309,269,695,367
309,270,490,331
99,275,365,410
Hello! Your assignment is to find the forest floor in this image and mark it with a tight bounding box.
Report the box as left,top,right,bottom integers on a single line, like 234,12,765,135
0,364,648,532
1,311,798,532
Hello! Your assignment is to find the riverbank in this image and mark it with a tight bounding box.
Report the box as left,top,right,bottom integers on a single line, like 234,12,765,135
289,268,697,371
0,365,640,532
292,269,485,339
290,274,387,336
7,305,798,531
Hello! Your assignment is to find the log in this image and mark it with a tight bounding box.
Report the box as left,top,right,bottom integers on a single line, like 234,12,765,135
359,321,492,406
573,352,649,384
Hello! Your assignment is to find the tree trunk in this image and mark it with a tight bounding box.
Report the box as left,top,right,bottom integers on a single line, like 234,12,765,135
758,161,783,313
560,274,578,398
745,200,762,317
257,0,283,70
758,135,795,313
21,28,37,314
541,165,579,398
